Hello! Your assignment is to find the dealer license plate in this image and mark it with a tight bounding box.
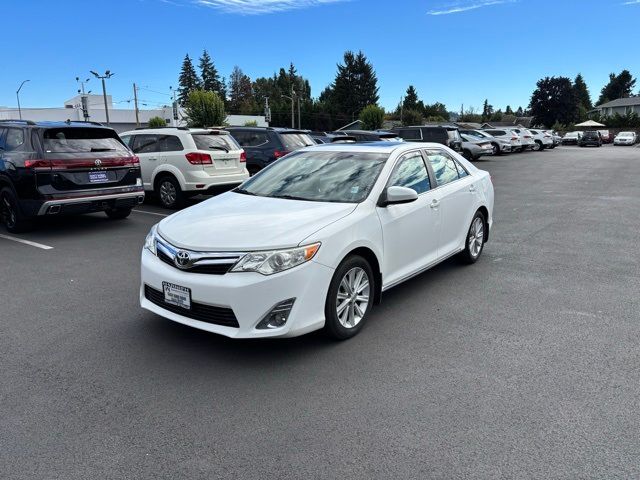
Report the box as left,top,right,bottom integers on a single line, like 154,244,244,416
163,282,191,310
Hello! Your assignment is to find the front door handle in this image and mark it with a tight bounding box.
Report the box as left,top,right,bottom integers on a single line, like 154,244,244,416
430,199,440,209
148,158,157,161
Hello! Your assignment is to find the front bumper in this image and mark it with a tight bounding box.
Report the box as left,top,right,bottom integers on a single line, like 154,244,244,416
140,249,334,338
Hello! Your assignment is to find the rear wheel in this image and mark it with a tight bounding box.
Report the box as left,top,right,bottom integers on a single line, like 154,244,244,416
105,207,132,220
324,255,374,340
0,187,33,233
156,175,183,209
533,141,543,151
460,211,486,264
462,150,473,161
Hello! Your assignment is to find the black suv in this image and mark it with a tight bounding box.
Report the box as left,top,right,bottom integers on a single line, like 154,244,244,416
579,130,602,148
224,127,315,174
391,125,463,152
0,120,144,233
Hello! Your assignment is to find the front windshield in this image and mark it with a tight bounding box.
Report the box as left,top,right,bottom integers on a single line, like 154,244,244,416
619,132,633,137
566,132,578,137
236,150,388,203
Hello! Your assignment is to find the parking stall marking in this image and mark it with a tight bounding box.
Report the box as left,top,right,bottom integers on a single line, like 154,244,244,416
0,234,54,250
132,209,169,217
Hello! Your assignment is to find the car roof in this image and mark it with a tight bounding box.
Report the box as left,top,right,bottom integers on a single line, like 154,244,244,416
299,141,444,154
0,120,107,129
224,126,309,134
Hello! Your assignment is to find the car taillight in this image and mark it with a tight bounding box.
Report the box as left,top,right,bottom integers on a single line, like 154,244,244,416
24,160,51,169
130,155,140,165
240,151,246,163
185,152,212,165
273,150,289,159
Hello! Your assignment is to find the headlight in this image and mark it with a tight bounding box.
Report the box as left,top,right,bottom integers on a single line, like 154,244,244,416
144,224,158,255
231,243,320,275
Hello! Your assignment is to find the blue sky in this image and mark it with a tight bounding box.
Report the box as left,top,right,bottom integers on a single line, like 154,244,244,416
2,0,639,113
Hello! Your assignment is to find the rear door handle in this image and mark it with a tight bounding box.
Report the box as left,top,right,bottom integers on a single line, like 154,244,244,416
469,185,476,193
148,158,157,161
430,199,440,209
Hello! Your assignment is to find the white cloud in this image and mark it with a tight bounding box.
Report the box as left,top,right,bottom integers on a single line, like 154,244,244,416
193,0,348,14
622,0,640,4
427,0,517,16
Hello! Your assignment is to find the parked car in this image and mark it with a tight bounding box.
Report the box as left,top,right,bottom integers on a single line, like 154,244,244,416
562,131,582,145
544,130,562,147
578,130,602,147
614,131,638,146
459,129,511,155
225,127,315,175
0,120,144,233
140,142,494,340
392,125,463,152
483,128,523,152
460,133,494,160
120,127,248,209
528,129,554,150
504,127,535,151
337,130,402,142
598,130,612,144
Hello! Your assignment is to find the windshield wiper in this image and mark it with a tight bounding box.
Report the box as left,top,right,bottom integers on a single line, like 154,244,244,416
233,187,257,196
207,146,229,152
272,194,312,201
91,147,116,152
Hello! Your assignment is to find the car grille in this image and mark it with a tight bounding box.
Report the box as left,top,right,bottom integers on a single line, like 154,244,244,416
155,237,244,275
144,285,239,328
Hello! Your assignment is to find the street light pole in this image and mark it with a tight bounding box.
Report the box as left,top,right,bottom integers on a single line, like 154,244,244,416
16,80,30,120
90,70,114,125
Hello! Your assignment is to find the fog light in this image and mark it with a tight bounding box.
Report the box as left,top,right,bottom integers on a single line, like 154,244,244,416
256,298,296,330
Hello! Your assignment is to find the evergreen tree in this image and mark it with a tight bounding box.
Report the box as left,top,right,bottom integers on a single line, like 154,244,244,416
199,50,226,99
326,50,379,118
403,86,419,111
481,99,494,121
515,106,524,117
573,74,592,111
228,66,254,113
598,70,636,105
529,76,579,127
177,54,201,106
505,105,514,115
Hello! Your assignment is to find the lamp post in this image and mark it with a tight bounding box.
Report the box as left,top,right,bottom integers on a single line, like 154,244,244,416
90,70,114,125
16,80,30,120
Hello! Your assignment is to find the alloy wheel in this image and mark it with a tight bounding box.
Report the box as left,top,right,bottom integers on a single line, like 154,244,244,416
468,217,484,258
159,181,177,206
336,267,370,329
1,195,16,229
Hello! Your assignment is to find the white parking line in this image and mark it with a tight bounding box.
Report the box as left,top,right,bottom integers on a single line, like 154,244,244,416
132,209,169,217
0,234,53,250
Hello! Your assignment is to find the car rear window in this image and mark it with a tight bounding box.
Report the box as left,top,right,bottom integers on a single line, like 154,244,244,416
43,128,129,155
229,130,269,147
193,133,239,151
422,129,447,143
396,129,422,140
279,133,315,150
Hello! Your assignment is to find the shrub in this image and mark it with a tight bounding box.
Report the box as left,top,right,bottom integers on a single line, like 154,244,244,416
402,108,423,126
244,120,258,127
184,89,225,127
359,105,385,130
147,116,167,128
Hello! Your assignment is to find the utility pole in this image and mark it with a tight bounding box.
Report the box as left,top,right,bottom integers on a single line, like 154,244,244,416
400,96,404,125
169,86,178,127
16,80,30,120
76,77,91,122
133,83,140,127
90,70,114,125
264,97,271,124
283,89,295,129
297,94,301,129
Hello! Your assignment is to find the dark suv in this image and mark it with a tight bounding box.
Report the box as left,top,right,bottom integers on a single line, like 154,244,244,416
391,125,463,152
0,120,144,233
579,130,602,148
224,127,315,174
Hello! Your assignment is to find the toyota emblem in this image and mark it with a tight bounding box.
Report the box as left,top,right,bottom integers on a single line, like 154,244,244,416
95,159,102,167
175,250,191,268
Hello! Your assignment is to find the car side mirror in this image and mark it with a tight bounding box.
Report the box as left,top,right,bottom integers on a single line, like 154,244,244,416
378,186,419,207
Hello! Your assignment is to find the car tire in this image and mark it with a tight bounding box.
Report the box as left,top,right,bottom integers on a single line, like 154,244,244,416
156,175,183,209
460,210,486,264
324,255,375,340
0,187,33,233
105,207,132,220
491,143,500,155
462,150,473,161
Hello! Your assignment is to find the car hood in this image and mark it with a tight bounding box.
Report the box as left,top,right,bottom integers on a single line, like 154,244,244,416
157,192,357,251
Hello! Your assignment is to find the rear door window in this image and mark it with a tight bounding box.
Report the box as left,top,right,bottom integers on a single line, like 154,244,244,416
132,135,160,154
43,128,129,155
279,133,314,150
426,150,460,186
422,129,447,143
397,128,422,140
158,135,183,152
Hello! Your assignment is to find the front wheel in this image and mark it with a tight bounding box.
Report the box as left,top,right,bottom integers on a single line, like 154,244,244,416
324,255,374,340
462,150,473,161
491,143,499,155
460,211,486,264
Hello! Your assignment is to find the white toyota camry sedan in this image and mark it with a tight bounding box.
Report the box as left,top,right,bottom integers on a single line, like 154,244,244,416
140,142,494,340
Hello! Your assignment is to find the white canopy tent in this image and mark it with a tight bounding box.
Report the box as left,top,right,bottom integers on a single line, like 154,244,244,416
575,120,606,128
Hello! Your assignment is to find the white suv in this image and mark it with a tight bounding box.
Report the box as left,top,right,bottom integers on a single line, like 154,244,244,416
528,129,554,150
120,127,249,208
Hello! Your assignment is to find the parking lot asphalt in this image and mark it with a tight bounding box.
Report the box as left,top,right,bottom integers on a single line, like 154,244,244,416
2,144,640,479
